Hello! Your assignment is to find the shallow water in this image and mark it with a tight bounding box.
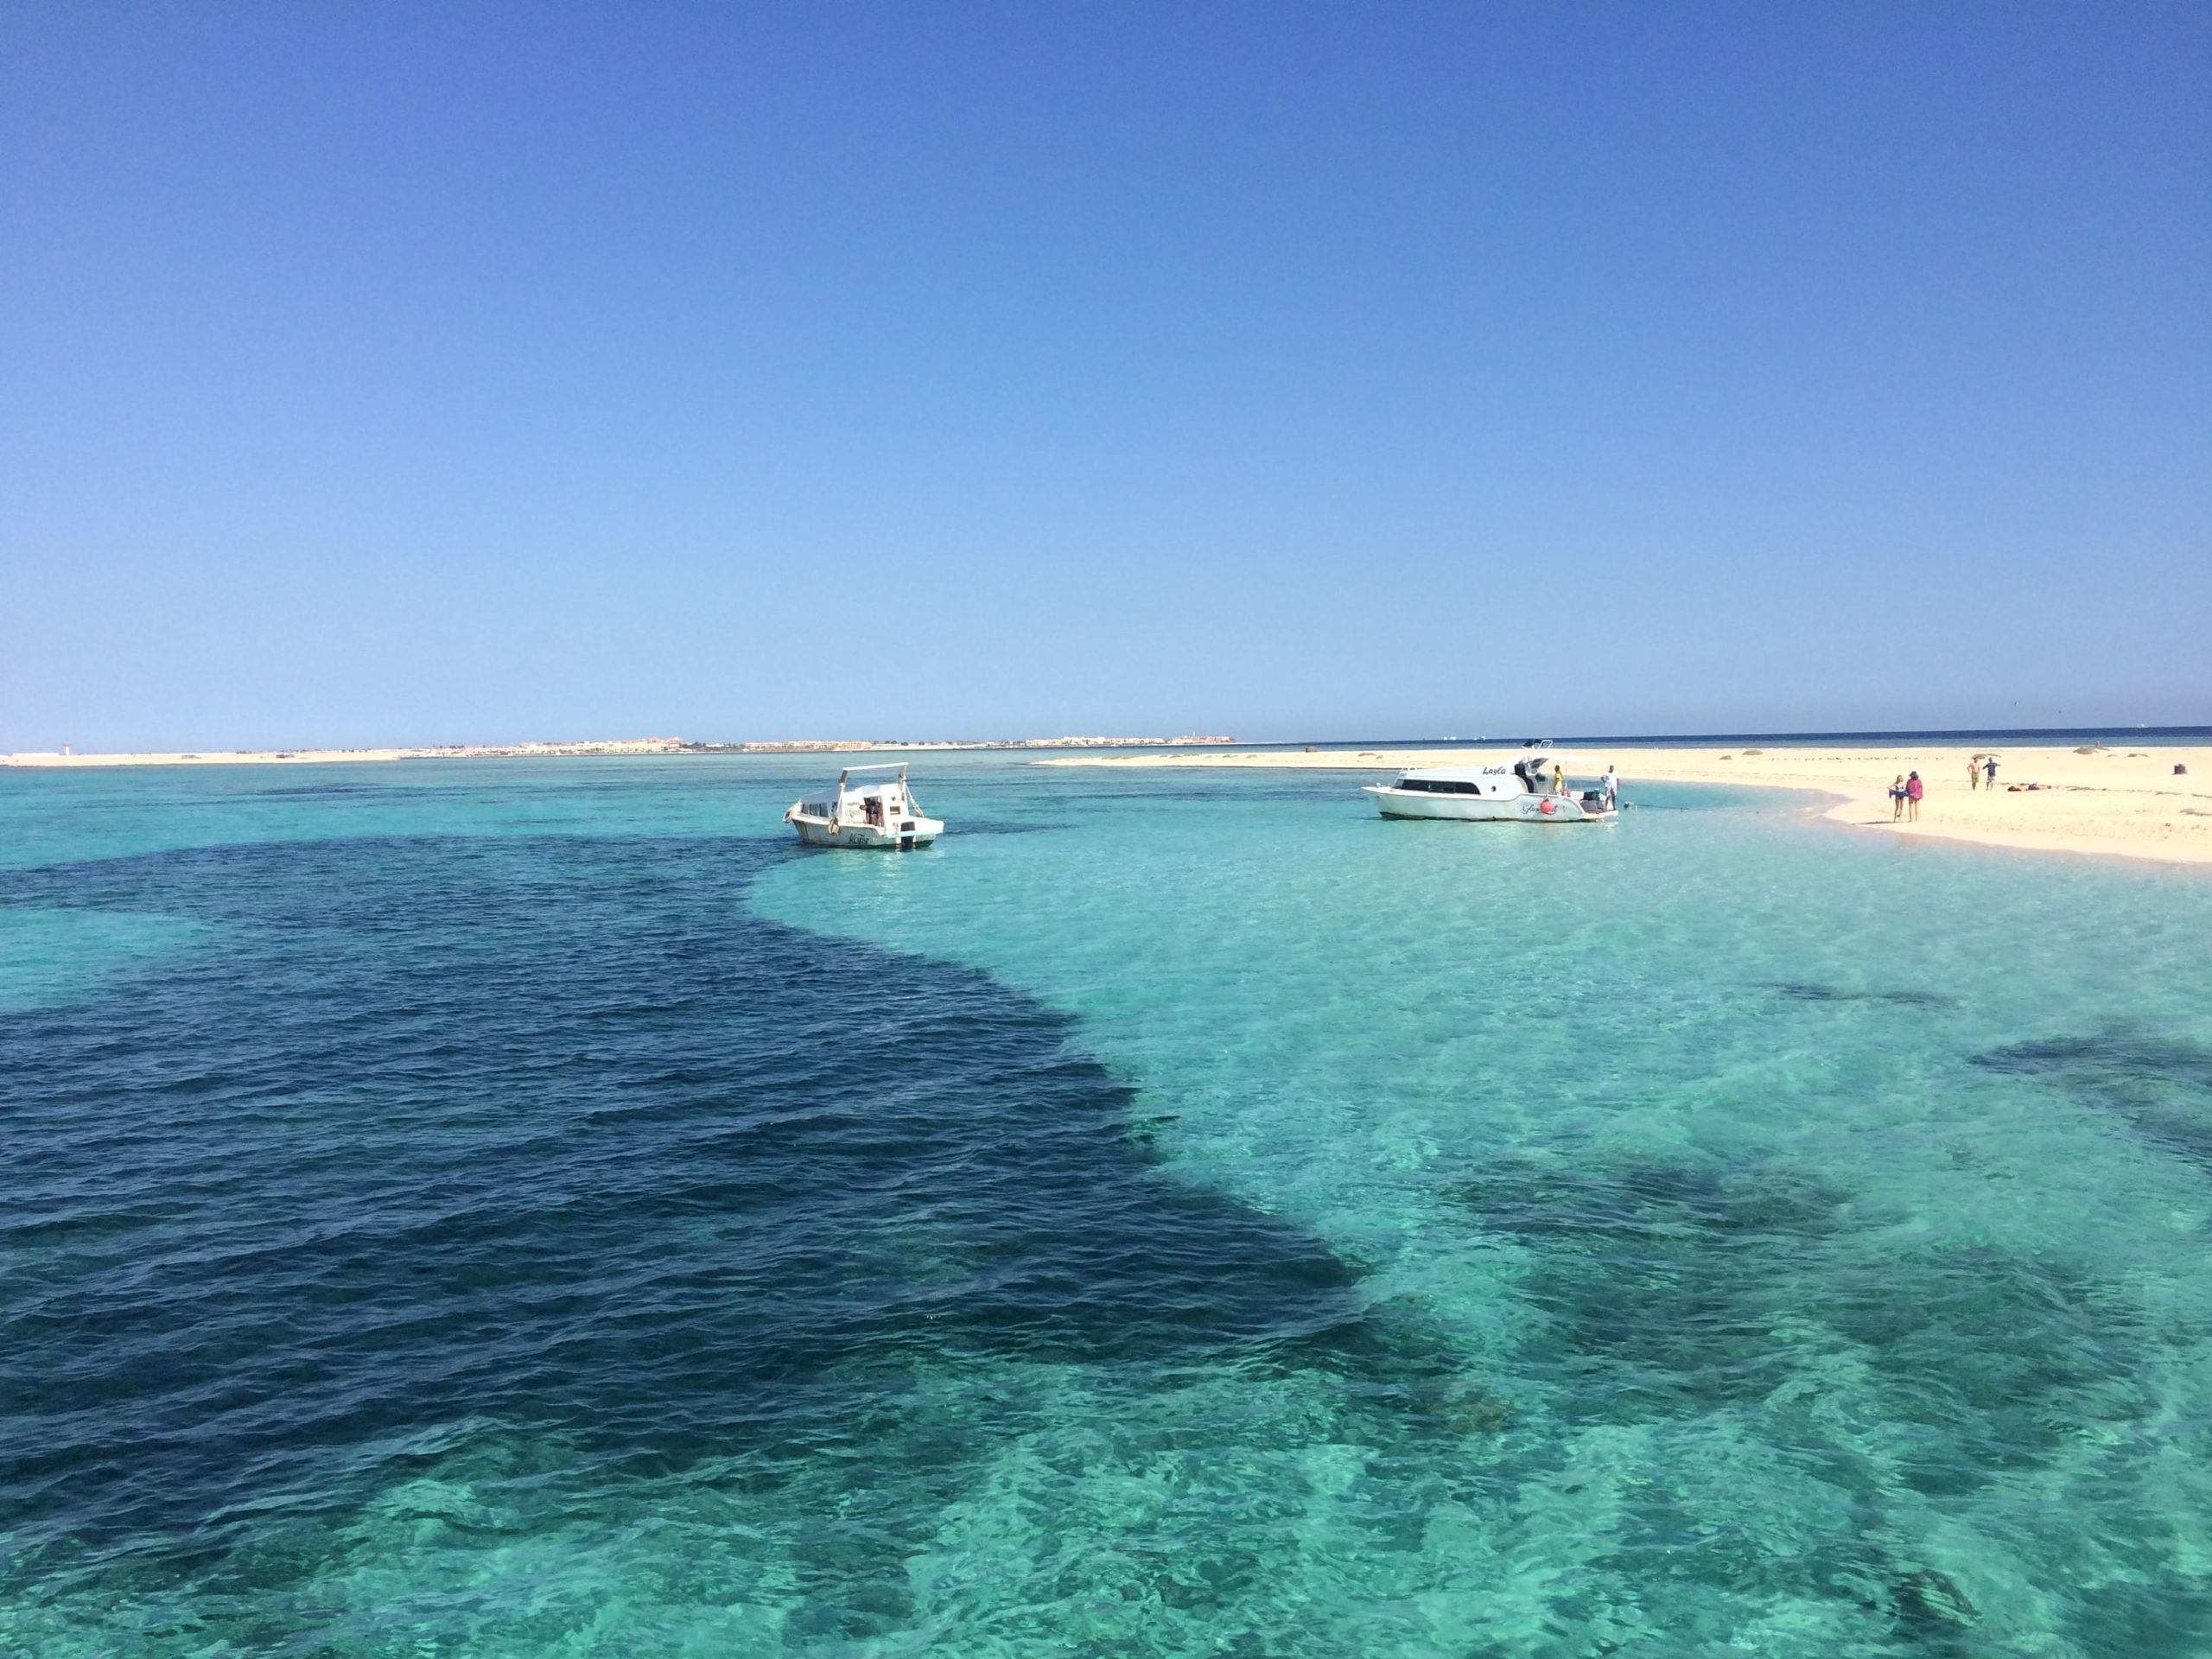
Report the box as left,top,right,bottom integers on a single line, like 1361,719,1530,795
4,757,2210,1655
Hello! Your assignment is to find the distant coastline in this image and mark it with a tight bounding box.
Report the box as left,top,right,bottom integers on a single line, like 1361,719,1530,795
703,734,1236,753
0,734,1238,768
1168,725,2212,753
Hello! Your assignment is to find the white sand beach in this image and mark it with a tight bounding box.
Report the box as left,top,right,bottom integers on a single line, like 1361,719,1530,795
1040,744,2212,867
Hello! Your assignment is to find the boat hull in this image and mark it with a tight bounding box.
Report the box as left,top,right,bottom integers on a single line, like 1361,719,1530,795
790,815,942,849
1363,786,1607,823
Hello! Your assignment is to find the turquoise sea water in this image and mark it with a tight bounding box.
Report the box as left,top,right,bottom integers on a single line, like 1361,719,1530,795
4,756,2210,1656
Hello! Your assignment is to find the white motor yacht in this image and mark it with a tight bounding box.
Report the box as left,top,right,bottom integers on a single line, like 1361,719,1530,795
1363,745,1615,823
785,763,944,849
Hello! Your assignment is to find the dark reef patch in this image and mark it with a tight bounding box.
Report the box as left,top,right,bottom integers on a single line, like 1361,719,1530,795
1447,1147,2152,1490
1974,1032,2212,1091
1774,982,1958,1009
1452,1154,1856,1249
1449,1154,1857,1421
1802,1243,2152,1492
1974,1031,2212,1166
0,836,1378,1600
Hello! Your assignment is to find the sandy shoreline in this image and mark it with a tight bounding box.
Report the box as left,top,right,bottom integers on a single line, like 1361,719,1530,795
1039,744,2212,867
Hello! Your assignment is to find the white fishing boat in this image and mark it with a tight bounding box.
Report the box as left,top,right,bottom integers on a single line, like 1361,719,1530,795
1363,745,1616,823
785,763,944,849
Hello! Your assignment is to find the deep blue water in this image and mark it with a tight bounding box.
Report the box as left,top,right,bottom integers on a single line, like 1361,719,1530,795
3,830,1396,1649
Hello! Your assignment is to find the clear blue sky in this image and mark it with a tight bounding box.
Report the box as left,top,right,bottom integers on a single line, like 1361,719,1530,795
3,3,2206,748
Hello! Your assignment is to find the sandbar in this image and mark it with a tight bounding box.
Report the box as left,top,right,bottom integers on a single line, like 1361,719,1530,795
1039,744,2212,867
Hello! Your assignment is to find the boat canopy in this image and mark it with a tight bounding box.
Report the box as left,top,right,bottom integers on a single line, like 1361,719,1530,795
836,762,911,788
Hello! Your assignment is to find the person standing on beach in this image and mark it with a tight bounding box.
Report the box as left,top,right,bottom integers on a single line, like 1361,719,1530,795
1891,775,1906,820
1906,771,1923,822
1968,758,1980,791
1986,756,1999,787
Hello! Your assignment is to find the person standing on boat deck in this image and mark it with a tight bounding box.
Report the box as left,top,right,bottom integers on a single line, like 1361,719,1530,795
1552,763,1566,796
1906,771,1923,821
1602,765,1619,810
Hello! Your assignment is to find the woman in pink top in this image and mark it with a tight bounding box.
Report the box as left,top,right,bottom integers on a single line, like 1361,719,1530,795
1905,771,1923,821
